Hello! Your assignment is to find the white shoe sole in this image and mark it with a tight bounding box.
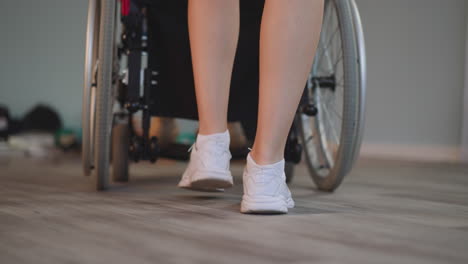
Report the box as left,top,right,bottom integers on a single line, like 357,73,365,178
178,185,225,193
190,170,233,189
178,169,233,192
240,195,295,214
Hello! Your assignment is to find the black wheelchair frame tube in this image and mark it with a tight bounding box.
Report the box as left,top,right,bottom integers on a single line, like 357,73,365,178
123,2,143,109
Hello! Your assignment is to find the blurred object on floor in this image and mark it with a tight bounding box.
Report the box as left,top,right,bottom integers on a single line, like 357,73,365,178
55,128,78,151
0,105,21,140
228,122,248,149
132,114,179,149
21,104,62,132
0,104,75,161
175,131,196,145
8,132,55,158
0,105,11,140
149,117,179,149
0,140,21,165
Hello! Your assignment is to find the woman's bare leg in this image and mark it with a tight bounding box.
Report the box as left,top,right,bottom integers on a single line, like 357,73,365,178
188,0,239,135
250,0,324,165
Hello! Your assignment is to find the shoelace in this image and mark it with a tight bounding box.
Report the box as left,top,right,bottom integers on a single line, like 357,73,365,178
187,144,194,153
187,141,232,159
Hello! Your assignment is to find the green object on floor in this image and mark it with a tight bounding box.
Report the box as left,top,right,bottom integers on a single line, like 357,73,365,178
55,128,77,149
176,132,196,145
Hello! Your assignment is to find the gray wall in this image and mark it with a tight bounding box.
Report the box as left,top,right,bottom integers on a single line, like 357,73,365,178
0,0,466,159
462,2,468,161
355,0,466,148
0,0,87,131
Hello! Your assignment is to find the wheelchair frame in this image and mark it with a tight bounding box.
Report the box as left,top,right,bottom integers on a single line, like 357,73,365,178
82,0,367,191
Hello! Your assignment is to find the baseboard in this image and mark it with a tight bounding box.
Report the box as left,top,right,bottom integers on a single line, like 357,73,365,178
360,143,461,163
462,148,468,163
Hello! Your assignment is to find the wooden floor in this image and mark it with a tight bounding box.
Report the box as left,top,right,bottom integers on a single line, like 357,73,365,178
0,154,467,264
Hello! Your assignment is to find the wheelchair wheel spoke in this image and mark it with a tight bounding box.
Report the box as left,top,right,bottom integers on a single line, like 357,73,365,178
316,27,339,73
325,102,343,121
321,105,340,145
332,55,343,73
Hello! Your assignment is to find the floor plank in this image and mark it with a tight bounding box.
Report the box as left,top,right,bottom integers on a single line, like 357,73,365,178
0,155,467,264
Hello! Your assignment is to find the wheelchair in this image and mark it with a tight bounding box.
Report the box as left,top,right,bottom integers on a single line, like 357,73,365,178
82,0,367,191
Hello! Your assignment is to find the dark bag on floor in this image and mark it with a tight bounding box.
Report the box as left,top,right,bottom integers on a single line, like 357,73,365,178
0,105,11,139
21,105,62,133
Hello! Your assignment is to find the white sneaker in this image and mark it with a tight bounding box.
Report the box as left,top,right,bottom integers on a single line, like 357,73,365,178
178,130,233,192
241,153,295,214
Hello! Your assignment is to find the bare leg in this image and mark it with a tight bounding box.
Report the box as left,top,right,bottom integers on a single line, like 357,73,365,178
251,0,324,165
188,0,239,135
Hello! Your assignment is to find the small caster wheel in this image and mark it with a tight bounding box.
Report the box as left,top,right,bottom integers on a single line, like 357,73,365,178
112,122,130,182
149,136,160,163
129,137,143,162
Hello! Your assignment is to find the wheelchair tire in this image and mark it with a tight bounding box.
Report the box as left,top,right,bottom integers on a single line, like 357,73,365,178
93,0,117,190
298,0,366,192
82,0,100,177
112,121,130,182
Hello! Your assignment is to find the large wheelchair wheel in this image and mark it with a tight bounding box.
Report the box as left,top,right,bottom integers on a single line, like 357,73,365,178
82,0,100,178
82,0,118,190
298,0,366,191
